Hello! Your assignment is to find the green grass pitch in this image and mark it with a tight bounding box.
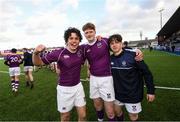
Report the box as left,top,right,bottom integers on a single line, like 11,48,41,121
0,50,180,121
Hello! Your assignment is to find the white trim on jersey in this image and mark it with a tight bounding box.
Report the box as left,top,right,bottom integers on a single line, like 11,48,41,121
57,48,66,62
102,38,108,46
111,67,133,70
125,48,137,52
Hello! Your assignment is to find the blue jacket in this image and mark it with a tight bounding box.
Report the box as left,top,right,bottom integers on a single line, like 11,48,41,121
110,49,155,103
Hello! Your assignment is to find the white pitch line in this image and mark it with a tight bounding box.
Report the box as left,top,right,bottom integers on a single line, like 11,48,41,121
155,86,180,91
80,79,180,91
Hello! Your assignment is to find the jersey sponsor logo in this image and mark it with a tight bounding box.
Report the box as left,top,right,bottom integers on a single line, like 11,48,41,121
97,42,102,48
122,61,127,67
107,93,111,99
63,55,70,59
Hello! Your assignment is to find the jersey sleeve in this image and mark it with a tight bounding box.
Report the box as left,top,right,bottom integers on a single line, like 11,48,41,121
102,37,109,45
136,61,155,94
41,49,62,65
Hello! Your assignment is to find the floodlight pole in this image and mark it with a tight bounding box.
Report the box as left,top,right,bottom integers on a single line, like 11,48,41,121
159,8,164,29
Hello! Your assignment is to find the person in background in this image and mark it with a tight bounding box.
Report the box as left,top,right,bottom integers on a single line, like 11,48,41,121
0,48,23,93
123,41,132,49
23,48,34,89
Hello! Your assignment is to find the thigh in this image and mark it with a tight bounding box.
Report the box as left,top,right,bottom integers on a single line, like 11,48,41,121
104,100,114,114
75,82,86,107
99,76,115,102
14,67,20,76
89,75,100,99
56,85,75,113
76,105,86,119
93,98,104,110
24,66,28,72
28,66,33,72
9,68,15,76
114,100,124,115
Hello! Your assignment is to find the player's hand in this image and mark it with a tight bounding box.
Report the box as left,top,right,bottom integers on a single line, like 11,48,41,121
34,44,46,54
96,35,102,41
147,94,155,102
135,49,143,61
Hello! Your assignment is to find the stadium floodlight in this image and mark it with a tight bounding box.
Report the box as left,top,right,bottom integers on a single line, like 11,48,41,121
159,8,165,29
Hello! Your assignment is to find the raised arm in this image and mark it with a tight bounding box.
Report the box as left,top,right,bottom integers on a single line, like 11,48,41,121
0,51,11,56
33,44,46,66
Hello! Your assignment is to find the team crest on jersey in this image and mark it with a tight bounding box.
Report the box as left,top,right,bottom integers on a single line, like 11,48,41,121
77,50,82,57
63,55,70,59
122,61,127,66
97,42,102,48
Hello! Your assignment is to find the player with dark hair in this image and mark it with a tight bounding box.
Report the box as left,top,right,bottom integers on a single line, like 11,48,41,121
0,48,22,93
123,41,132,49
109,34,155,121
23,48,34,89
32,27,86,121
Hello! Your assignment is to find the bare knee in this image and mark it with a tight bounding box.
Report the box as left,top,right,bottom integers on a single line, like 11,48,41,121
78,112,86,121
77,106,86,121
129,113,138,121
106,108,115,119
104,102,115,118
61,112,70,122
114,105,123,117
93,98,103,110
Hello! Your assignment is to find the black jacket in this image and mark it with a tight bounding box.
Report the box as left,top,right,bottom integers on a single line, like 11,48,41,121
23,52,33,66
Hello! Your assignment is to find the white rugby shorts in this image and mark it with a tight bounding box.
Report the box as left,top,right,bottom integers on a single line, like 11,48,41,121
90,75,115,102
9,67,20,76
114,99,142,114
56,82,86,113
24,66,33,72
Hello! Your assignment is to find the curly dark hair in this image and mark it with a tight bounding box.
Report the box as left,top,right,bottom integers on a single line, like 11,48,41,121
64,27,82,43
